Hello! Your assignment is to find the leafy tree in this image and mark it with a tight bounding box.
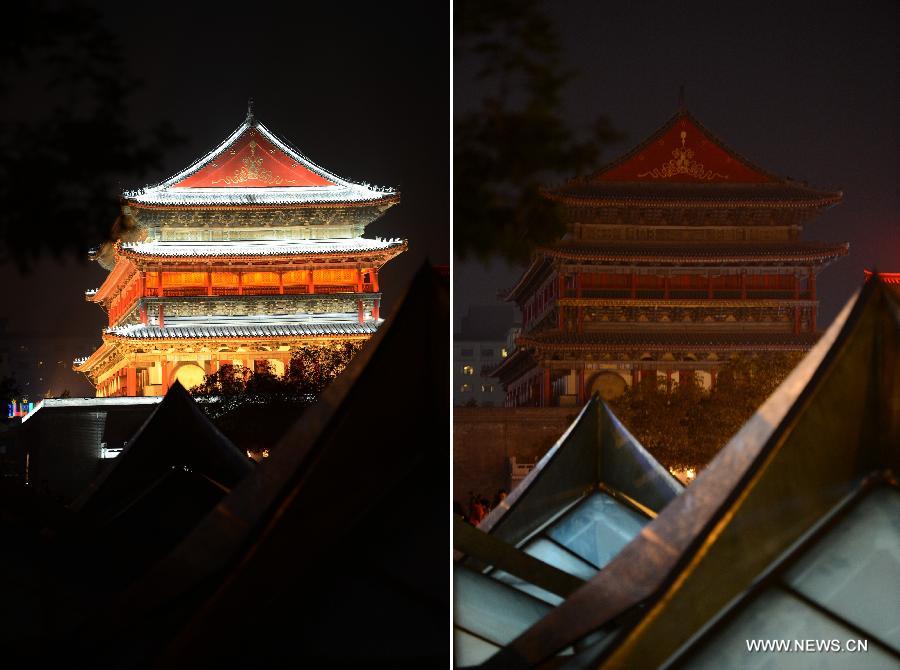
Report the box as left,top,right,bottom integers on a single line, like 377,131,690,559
610,353,804,471
455,0,621,262
0,2,182,268
191,342,363,449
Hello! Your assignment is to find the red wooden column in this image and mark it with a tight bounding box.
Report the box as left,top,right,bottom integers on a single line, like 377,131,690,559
809,268,818,332
237,271,244,296
557,272,565,329
206,271,212,296
663,275,670,299
156,270,163,297
307,269,315,294
372,269,380,293
356,269,364,293
278,271,285,295
543,367,552,406
373,299,380,320
357,300,365,324
707,272,714,299
126,366,137,397
630,271,637,299
740,271,747,299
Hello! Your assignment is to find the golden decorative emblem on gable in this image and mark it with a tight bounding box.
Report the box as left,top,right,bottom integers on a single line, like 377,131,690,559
637,131,729,180
212,139,296,186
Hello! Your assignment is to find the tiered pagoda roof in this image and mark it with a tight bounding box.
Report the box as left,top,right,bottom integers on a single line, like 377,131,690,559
119,238,406,259
106,320,378,341
516,330,820,352
542,241,849,264
543,110,842,211
125,107,399,210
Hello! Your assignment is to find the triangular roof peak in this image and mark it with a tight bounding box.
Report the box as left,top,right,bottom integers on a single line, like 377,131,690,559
594,109,777,184
170,120,336,188
124,110,398,207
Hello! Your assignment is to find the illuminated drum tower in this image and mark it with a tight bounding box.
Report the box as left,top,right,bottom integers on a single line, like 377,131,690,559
75,107,405,397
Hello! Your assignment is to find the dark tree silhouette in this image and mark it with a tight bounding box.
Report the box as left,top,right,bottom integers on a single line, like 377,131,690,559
191,342,363,449
455,0,621,262
0,2,182,269
610,353,804,470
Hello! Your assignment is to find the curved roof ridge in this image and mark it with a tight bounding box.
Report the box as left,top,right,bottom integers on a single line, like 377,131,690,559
543,108,842,199
123,113,396,201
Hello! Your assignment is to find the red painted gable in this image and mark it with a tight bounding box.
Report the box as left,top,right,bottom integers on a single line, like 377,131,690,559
598,115,774,184
174,127,334,188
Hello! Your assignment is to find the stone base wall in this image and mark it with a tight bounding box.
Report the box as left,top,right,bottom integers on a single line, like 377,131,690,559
453,407,578,505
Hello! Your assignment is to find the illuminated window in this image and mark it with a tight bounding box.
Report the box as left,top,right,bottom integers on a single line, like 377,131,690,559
481,384,494,393
462,365,475,375
282,270,308,285
211,271,239,286
501,348,508,358
312,268,357,283
242,271,279,286
162,271,206,286
460,383,472,393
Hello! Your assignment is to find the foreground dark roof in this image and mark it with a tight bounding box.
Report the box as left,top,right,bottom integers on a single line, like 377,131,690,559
453,399,682,666
482,274,900,669
100,263,450,664
71,381,252,526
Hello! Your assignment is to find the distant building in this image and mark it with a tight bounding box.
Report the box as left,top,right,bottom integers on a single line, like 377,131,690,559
454,305,518,406
12,397,162,500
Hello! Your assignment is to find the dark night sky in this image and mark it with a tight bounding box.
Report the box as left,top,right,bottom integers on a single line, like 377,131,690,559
1,2,449,397
455,0,898,331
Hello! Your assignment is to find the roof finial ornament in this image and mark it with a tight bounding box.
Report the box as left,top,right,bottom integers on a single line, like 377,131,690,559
678,84,686,113
246,97,255,124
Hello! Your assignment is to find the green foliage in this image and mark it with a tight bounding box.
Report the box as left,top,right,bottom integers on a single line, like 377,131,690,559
610,353,804,471
455,0,622,262
190,343,363,449
192,342,363,419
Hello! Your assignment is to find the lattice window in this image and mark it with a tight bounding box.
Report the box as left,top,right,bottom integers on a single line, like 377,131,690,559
242,271,280,286
162,271,206,286
282,270,308,285
312,268,357,283
211,272,239,286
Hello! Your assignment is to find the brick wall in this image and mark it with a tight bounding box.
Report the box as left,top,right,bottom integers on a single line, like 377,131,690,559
453,407,577,505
